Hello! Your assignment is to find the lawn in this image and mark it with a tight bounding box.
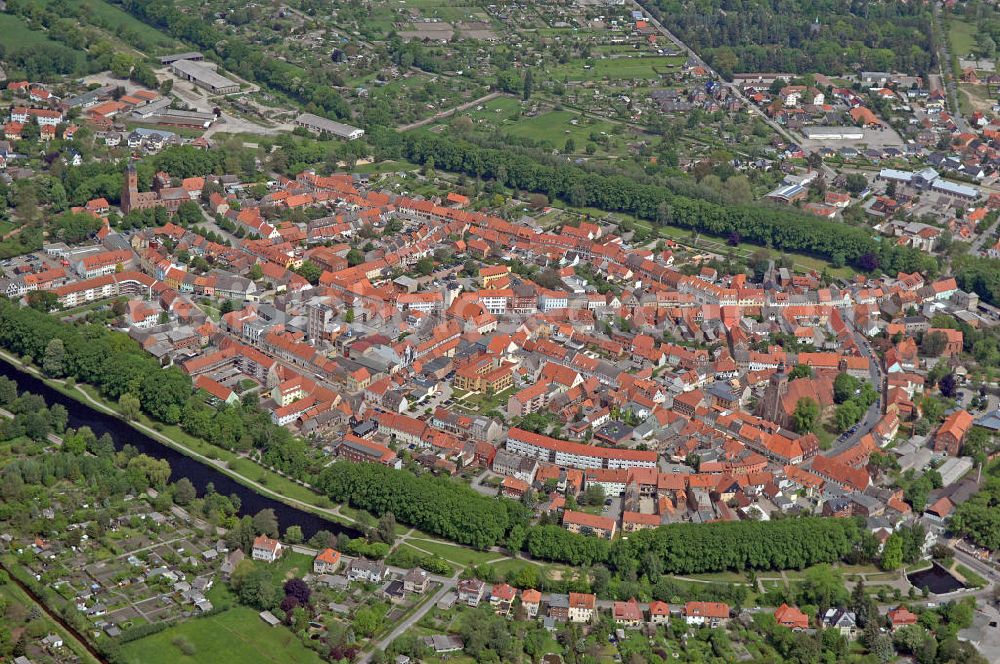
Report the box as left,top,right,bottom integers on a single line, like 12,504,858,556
407,538,500,567
353,159,421,174
120,606,324,664
954,563,987,589
269,551,313,582
453,386,515,414
504,110,618,147
650,220,857,279
557,203,855,279
685,570,750,584
488,557,579,581
949,19,978,58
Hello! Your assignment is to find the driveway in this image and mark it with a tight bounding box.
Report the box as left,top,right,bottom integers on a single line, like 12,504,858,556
470,470,500,497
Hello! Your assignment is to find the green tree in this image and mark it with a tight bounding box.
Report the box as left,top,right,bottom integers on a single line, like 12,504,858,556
921,331,948,357
580,483,606,506
347,248,365,266
835,400,863,432
845,173,867,194
173,478,196,505
119,393,141,421
109,53,134,79
253,508,279,538
352,605,386,637
126,454,171,490
415,256,434,276
236,567,277,610
797,564,847,612
285,525,303,544
42,338,65,377
879,533,904,571
376,512,397,545
26,291,58,312
789,364,813,380
295,260,323,285
833,372,858,404
792,397,820,433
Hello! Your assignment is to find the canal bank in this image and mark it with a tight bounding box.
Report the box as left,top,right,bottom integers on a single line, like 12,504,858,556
0,560,106,664
0,353,359,540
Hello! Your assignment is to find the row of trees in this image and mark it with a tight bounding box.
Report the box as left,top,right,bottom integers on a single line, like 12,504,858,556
371,129,937,275
317,462,528,550
318,462,863,575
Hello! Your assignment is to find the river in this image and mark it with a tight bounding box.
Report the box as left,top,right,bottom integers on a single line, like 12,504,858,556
0,358,359,540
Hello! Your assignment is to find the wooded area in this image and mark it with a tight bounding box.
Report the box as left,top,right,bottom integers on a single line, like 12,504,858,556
641,0,935,76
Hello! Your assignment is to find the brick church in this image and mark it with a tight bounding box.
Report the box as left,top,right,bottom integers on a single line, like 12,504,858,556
121,164,189,215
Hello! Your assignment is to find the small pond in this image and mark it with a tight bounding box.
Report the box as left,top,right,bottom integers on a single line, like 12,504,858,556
907,563,965,594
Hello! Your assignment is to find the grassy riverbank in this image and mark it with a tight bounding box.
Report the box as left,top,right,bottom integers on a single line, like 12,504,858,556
0,350,360,530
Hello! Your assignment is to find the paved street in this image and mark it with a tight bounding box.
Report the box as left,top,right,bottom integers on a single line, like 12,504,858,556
825,326,885,457
969,217,999,255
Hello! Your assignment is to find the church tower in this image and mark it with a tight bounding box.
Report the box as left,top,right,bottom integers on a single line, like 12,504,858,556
121,163,139,215
758,361,789,424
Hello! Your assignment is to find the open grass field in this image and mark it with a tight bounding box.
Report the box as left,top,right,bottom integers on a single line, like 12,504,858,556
547,55,685,81
408,538,500,567
561,204,856,279
120,606,324,664
949,19,978,58
504,110,618,145
0,13,64,48
461,96,523,123
685,570,751,584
